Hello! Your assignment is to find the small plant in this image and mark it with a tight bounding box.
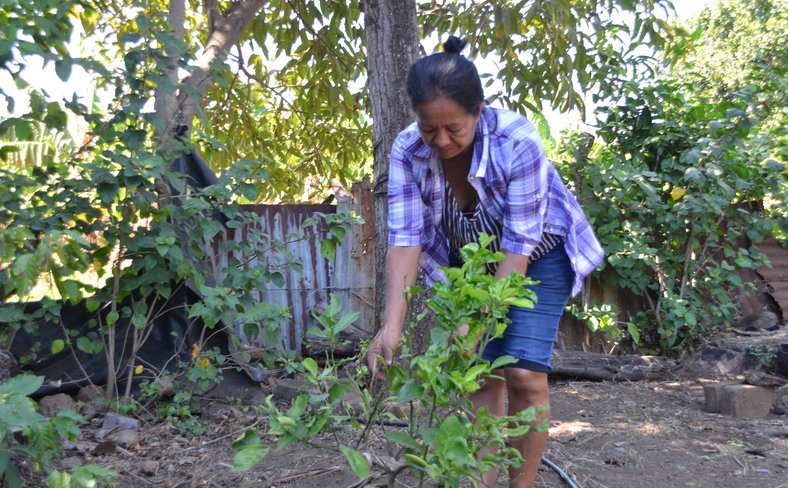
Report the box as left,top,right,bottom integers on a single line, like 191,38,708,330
567,301,641,353
750,346,777,369
0,374,118,487
232,236,545,486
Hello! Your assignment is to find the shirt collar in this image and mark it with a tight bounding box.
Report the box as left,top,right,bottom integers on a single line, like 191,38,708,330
470,106,492,179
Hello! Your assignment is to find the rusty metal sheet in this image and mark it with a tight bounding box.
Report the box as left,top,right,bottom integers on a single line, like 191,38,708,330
211,191,376,376
228,204,334,353
756,236,788,323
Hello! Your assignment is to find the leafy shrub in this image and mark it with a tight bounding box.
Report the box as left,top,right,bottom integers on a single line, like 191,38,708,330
0,375,118,487
233,236,544,486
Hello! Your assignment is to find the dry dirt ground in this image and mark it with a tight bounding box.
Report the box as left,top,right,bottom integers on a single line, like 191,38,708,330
35,374,788,488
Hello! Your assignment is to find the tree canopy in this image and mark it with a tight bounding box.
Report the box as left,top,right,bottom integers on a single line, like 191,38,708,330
0,0,784,360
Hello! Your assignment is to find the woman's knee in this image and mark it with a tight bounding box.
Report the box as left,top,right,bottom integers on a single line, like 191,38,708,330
505,368,549,405
478,369,506,394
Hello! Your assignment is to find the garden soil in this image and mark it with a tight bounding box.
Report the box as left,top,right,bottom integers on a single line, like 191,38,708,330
35,376,788,488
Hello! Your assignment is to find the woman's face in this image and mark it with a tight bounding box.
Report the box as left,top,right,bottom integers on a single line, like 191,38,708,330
415,96,481,160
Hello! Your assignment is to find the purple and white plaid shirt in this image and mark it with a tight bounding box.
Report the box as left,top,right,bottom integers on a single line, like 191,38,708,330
387,106,604,296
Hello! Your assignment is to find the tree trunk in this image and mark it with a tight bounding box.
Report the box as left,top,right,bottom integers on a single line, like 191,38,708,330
364,0,418,327
155,0,266,147
153,0,186,143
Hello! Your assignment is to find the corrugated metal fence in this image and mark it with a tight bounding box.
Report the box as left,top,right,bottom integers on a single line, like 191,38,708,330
214,181,376,368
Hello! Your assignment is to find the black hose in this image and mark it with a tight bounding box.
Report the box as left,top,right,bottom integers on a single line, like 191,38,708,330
542,456,581,488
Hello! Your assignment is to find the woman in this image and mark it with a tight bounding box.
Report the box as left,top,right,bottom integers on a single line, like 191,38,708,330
367,36,604,487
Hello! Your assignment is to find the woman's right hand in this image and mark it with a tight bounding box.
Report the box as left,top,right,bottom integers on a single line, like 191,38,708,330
366,327,401,382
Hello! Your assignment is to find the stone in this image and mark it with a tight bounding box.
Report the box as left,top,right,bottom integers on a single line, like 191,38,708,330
140,460,158,476
245,389,269,407
79,398,107,420
0,349,18,383
703,381,739,413
109,429,140,448
602,445,636,466
744,370,787,387
202,403,243,421
734,310,780,331
720,384,775,419
776,343,788,377
102,413,141,430
76,384,105,403
58,456,83,470
272,377,316,402
677,345,757,379
38,393,78,418
772,385,788,415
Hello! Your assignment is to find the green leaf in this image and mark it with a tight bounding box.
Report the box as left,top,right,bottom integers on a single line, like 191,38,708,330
302,357,318,378
0,374,44,397
489,355,517,370
231,429,261,451
397,381,424,403
330,225,346,242
404,453,428,468
508,297,534,309
434,415,473,465
327,380,352,404
0,453,22,488
627,323,641,345
232,445,270,471
106,311,119,325
319,239,336,260
340,447,370,479
333,310,360,334
51,339,65,354
290,393,308,417
55,58,72,81
135,13,151,31
384,430,421,450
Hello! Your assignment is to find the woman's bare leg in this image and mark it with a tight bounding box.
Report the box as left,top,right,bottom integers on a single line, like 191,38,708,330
504,368,550,488
470,369,506,487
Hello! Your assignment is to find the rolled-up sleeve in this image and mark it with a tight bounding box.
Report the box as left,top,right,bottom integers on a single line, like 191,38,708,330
501,135,548,256
388,136,425,247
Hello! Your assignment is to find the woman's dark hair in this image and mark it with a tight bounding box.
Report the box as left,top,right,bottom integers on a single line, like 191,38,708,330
406,36,484,116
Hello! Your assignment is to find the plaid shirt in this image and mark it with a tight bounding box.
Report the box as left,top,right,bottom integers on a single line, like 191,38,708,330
387,106,604,296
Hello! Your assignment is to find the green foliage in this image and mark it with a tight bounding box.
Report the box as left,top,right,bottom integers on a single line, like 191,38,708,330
556,0,788,353
46,464,119,488
195,0,369,201
560,69,786,352
0,375,117,487
677,0,787,102
1,0,369,409
567,302,637,352
421,0,682,115
233,238,544,485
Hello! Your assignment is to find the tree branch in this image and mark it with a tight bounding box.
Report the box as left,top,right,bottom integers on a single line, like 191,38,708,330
168,0,266,137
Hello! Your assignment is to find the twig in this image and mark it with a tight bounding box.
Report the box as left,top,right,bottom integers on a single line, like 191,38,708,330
263,466,341,486
124,470,154,485
346,474,376,488
199,418,263,447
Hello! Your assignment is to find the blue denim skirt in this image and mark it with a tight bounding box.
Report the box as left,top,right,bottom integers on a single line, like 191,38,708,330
479,242,574,373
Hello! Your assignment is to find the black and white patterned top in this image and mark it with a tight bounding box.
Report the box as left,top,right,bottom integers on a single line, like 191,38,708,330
442,184,563,275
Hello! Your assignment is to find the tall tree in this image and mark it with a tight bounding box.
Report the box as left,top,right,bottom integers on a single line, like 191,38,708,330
364,0,419,324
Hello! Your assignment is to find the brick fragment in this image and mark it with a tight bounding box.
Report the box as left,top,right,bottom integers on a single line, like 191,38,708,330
720,384,775,419
703,381,738,413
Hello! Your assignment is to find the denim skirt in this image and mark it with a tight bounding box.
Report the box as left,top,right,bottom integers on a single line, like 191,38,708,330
479,242,574,373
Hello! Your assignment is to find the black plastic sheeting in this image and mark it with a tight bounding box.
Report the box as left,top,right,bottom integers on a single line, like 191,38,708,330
9,282,225,398
7,147,229,398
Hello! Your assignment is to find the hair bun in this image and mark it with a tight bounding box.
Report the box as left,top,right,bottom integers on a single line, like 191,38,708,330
442,36,467,55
